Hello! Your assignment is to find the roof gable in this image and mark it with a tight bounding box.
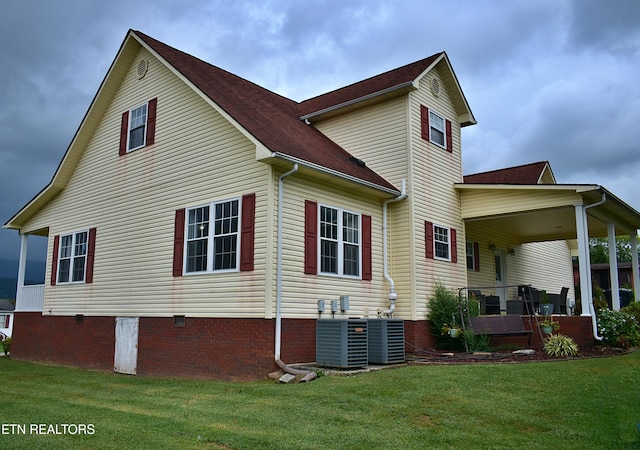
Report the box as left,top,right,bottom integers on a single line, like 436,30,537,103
133,31,398,194
298,52,476,126
464,161,556,185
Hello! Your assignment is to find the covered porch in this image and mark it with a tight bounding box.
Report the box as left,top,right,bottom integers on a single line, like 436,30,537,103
456,182,640,343
13,230,48,313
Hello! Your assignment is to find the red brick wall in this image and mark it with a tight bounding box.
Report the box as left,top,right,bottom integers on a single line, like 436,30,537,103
9,314,596,379
11,312,115,371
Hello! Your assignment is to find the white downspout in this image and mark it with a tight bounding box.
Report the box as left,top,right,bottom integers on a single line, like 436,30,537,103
275,164,298,361
382,180,407,316
273,163,317,382
582,192,606,340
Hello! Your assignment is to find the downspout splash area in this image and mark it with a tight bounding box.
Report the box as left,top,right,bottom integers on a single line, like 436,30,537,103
274,164,317,382
382,180,407,317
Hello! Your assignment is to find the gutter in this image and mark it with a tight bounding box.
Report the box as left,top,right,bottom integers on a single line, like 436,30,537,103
271,152,400,196
381,180,408,316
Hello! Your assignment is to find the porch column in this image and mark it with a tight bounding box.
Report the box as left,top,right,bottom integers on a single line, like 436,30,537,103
631,232,640,302
575,204,593,316
607,222,620,310
16,233,28,309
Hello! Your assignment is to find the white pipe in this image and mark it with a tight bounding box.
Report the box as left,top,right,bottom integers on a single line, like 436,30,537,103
275,164,298,361
382,180,407,316
583,192,606,340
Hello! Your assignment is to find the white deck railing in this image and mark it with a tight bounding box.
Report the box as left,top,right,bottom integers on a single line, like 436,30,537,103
17,285,45,312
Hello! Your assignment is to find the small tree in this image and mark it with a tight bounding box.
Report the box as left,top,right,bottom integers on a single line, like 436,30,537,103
427,282,464,350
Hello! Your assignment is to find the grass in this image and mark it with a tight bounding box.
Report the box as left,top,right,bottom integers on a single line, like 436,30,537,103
1,352,639,449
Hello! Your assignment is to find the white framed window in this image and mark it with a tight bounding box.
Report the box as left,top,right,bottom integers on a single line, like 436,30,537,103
466,241,475,271
319,205,361,277
433,225,450,261
185,198,240,274
127,102,148,151
429,110,446,148
57,231,88,283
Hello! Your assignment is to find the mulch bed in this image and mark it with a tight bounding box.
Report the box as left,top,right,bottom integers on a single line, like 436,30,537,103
408,346,632,365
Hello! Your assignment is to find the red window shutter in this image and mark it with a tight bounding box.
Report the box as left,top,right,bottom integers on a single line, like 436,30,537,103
240,193,256,272
173,209,185,277
51,235,60,286
119,111,129,156
146,97,157,146
420,105,430,141
425,221,434,259
451,228,458,263
304,200,318,275
362,215,372,281
473,242,480,271
446,119,453,153
85,228,97,283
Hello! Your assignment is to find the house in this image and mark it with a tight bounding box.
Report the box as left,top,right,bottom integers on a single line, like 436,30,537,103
0,299,15,339
4,30,640,379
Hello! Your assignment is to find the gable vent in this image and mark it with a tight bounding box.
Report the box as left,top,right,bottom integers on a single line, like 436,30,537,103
137,59,149,79
431,78,440,97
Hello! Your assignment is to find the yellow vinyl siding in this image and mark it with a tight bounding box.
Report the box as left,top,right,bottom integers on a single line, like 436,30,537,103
277,174,393,319
409,64,467,319
24,47,271,317
313,96,409,186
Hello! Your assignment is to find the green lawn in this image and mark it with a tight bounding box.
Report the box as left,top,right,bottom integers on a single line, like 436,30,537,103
1,352,639,449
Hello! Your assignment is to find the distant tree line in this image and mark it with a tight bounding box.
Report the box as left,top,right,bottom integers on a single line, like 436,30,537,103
590,236,640,264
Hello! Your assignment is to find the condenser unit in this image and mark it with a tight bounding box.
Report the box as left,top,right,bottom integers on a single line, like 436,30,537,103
367,319,405,364
316,319,368,368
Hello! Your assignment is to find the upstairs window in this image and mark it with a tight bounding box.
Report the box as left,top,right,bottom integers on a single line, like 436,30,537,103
128,103,148,150
429,111,446,147
119,98,157,155
425,221,457,263
433,225,450,261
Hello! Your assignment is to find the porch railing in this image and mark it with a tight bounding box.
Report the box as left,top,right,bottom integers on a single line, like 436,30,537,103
17,284,45,312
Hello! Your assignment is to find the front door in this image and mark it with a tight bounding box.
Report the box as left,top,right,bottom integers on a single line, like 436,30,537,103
494,250,508,311
114,317,139,375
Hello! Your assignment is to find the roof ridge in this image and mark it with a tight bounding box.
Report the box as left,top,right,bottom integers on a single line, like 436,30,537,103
465,160,548,178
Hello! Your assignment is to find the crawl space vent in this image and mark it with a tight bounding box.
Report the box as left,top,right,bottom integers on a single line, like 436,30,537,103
137,59,149,79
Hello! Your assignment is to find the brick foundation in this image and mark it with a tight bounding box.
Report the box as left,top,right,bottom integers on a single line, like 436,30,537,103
9,313,595,380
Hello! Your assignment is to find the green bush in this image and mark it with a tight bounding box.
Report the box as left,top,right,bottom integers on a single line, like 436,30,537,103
621,301,640,328
544,334,579,357
427,282,464,350
596,309,640,348
1,337,11,355
461,329,491,352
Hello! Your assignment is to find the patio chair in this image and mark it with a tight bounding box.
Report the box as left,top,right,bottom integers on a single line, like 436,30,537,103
548,287,569,314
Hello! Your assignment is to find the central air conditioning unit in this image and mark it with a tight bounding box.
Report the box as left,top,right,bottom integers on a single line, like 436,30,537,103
316,319,368,368
367,319,405,364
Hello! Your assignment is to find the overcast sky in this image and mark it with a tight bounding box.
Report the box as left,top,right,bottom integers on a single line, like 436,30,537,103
1,0,639,263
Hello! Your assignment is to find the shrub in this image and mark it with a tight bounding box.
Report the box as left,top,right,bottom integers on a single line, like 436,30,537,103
1,337,11,355
621,301,640,328
427,282,464,350
544,334,579,357
461,329,491,352
596,309,640,348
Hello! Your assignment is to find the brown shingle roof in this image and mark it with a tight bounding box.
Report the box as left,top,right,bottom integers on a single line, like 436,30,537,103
298,53,442,117
134,31,398,193
463,161,550,184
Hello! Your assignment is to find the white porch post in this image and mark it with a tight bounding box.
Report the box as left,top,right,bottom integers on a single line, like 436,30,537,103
631,231,640,302
16,233,28,309
575,204,593,316
607,222,620,310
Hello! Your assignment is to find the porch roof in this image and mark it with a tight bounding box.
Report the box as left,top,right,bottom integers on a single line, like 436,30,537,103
454,183,640,243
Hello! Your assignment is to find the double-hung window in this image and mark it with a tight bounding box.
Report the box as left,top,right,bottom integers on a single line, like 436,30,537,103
57,231,88,283
433,225,450,261
319,205,361,277
429,110,446,147
128,103,148,151
185,199,240,273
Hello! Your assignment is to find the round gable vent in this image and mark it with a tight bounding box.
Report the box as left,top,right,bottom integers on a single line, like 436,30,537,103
430,78,440,96
137,59,149,79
